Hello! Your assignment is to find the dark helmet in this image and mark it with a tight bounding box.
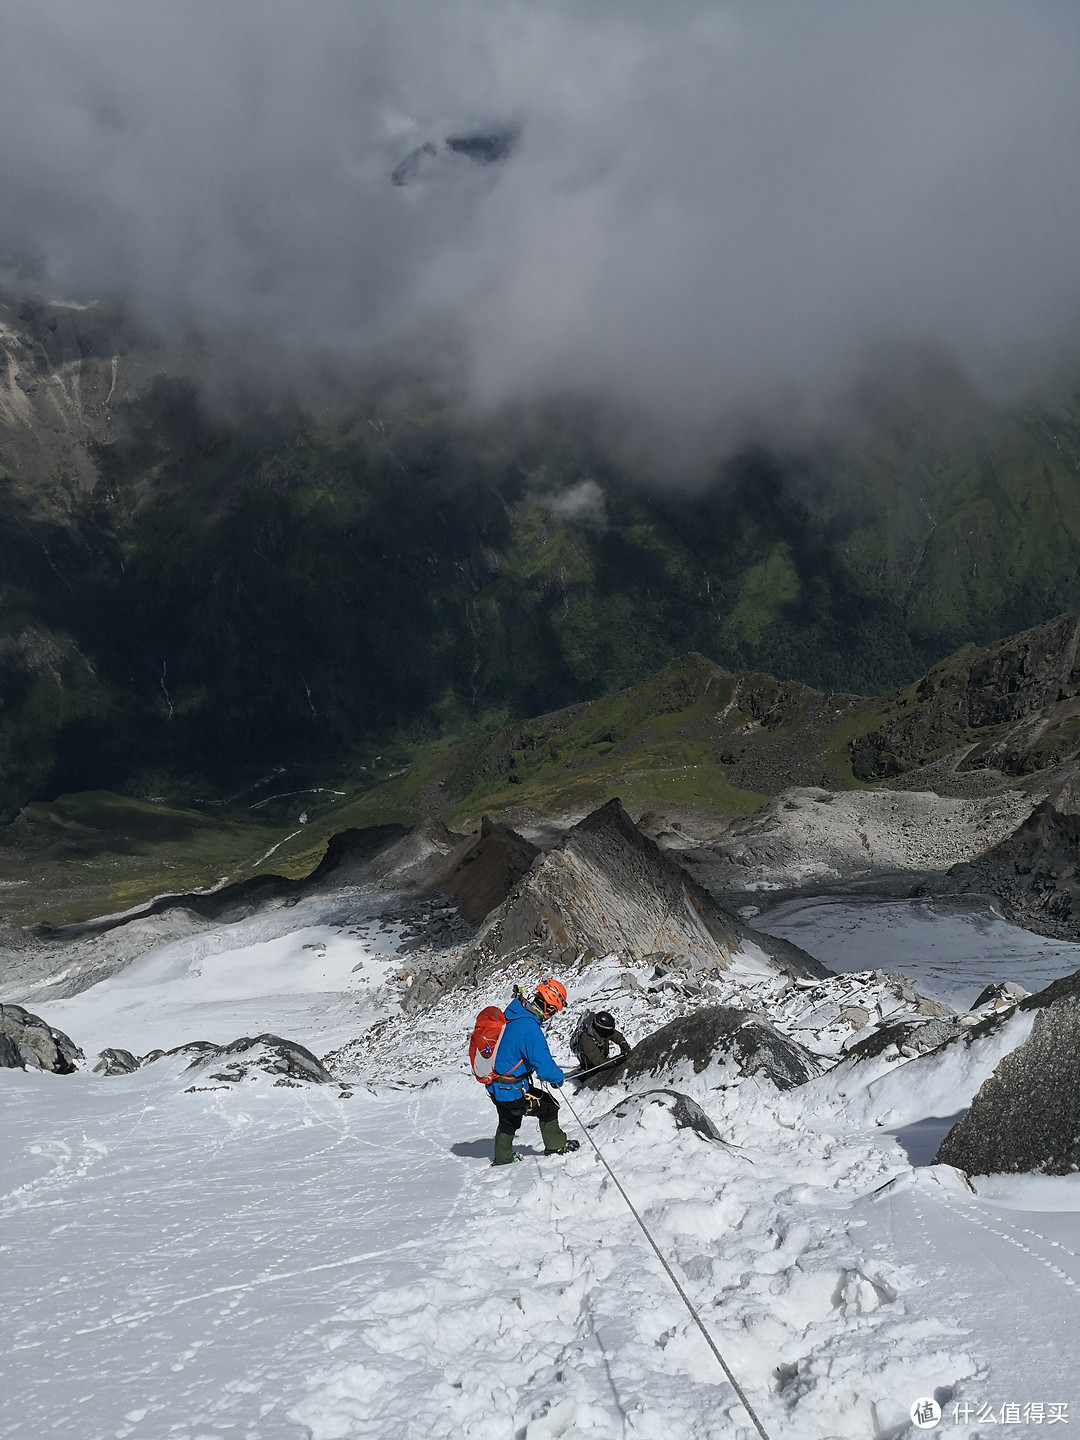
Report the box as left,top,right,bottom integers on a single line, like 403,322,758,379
591,1011,616,1037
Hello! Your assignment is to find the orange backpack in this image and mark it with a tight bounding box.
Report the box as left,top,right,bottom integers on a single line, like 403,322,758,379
469,1006,508,1083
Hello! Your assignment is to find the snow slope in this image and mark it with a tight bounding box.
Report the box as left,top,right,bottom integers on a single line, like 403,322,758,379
3,896,1079,1439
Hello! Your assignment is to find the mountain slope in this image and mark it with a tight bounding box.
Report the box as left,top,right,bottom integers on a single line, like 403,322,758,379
10,609,1080,928
4,293,1080,819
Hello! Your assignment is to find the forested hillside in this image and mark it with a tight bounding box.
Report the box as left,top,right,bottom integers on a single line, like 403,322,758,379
3,292,1080,817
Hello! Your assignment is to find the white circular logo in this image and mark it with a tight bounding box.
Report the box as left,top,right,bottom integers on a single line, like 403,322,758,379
910,1398,942,1429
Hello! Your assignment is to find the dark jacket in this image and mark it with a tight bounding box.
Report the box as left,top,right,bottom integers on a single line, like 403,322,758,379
576,1018,631,1071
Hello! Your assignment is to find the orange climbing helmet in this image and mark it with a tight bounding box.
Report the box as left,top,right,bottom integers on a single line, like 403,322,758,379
535,978,567,1015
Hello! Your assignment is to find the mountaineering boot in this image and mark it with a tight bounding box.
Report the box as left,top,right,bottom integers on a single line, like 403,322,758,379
493,1130,517,1166
542,1137,581,1156
540,1118,575,1154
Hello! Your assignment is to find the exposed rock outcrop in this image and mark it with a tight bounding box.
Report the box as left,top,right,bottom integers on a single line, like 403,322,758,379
946,800,1080,942
847,1015,965,1063
0,1002,82,1073
424,816,539,926
94,1033,335,1088
851,611,1080,782
934,970,1080,1175
969,980,1029,1013
0,289,152,490
473,799,827,980
582,1005,822,1092
93,1047,141,1076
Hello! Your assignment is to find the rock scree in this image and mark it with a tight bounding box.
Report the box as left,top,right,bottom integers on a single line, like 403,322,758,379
424,816,539,926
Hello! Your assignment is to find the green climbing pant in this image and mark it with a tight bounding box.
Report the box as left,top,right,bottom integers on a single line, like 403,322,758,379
491,1085,569,1163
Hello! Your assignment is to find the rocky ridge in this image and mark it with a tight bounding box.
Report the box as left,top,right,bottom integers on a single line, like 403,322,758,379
395,799,827,1014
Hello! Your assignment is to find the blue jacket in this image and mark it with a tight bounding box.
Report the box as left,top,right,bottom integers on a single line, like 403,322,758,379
486,996,565,1101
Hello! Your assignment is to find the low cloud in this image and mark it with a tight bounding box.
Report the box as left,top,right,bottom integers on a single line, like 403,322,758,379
535,479,606,528
2,1,1079,458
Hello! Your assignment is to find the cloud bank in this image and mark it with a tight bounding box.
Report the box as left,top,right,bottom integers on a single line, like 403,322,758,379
2,0,1079,448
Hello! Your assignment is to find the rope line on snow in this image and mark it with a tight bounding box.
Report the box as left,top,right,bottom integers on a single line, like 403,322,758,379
558,1088,774,1440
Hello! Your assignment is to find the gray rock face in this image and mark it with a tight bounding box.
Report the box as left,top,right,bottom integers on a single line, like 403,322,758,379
474,798,827,980
0,1002,82,1073
583,1004,822,1092
398,800,826,1013
1020,968,1080,1011
935,971,1080,1175
946,801,1080,942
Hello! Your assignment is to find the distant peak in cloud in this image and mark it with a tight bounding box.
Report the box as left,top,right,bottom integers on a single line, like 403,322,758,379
391,126,519,187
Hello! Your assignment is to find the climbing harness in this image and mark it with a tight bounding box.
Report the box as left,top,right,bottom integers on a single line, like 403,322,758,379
558,1087,774,1440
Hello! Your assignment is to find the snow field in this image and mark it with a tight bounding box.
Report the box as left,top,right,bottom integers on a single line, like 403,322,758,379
754,895,1080,1010
2,1065,477,1440
290,1065,979,1439
4,894,1079,1438
38,901,407,1057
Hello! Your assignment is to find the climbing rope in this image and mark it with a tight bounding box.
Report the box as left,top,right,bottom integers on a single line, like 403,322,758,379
558,1086,774,1440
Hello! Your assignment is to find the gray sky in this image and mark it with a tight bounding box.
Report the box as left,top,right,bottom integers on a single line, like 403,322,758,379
2,0,1079,450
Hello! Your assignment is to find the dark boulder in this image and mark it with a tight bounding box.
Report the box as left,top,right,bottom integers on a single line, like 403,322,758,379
0,1002,82,1073
582,1005,821,1092
935,977,1080,1175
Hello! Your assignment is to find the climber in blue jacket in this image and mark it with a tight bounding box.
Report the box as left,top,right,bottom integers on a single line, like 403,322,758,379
488,979,580,1166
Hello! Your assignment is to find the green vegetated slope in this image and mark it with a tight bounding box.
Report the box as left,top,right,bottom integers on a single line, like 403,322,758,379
3,346,1080,825
816,370,1080,654
313,607,1080,837
334,654,864,829
0,650,872,924
8,607,1080,926
0,782,375,927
